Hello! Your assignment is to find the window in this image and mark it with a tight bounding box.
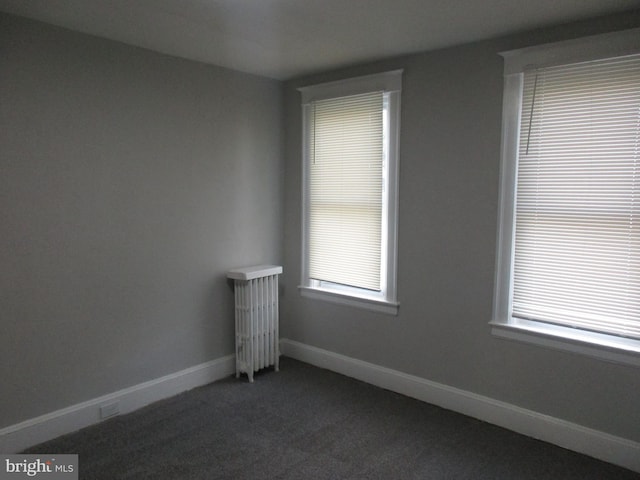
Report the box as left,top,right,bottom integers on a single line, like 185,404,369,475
492,29,640,366
298,71,402,314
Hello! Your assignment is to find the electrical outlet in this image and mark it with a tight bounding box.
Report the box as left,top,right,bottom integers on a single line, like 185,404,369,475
100,401,120,419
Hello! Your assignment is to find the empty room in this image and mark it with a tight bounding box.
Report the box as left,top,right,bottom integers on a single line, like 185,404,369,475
1,1,639,478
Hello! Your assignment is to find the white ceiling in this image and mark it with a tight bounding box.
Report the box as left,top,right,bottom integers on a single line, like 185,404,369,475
1,0,638,79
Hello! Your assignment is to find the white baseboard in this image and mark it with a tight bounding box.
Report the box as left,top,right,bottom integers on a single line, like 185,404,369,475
280,338,640,473
0,354,235,453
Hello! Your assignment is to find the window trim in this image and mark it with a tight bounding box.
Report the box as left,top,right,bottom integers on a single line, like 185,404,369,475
492,28,640,367
298,70,402,315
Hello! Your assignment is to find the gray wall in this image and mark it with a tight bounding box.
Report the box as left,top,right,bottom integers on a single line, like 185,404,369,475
0,14,283,428
282,12,640,442
3,7,640,446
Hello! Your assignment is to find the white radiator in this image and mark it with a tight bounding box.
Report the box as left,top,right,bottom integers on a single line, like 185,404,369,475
227,265,282,382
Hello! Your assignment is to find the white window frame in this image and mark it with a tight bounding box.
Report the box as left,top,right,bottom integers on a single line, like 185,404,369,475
298,70,402,315
491,28,640,367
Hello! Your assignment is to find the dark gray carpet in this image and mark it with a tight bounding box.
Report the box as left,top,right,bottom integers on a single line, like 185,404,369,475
25,357,640,479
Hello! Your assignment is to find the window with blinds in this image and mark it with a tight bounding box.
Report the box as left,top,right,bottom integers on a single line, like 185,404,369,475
298,70,402,314
308,91,384,291
513,54,640,339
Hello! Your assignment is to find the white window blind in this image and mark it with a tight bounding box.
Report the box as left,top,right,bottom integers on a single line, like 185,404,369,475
513,53,640,339
308,91,384,291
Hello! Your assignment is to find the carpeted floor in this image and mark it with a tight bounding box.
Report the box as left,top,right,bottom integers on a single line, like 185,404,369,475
25,357,640,479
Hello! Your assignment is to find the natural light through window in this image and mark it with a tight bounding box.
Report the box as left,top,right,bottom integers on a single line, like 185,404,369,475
298,71,402,314
491,29,640,366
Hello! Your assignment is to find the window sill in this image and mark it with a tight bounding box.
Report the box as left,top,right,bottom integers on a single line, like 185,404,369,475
490,319,640,368
298,285,399,315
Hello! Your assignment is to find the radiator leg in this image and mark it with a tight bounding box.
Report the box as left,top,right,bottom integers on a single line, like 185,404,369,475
274,274,280,372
